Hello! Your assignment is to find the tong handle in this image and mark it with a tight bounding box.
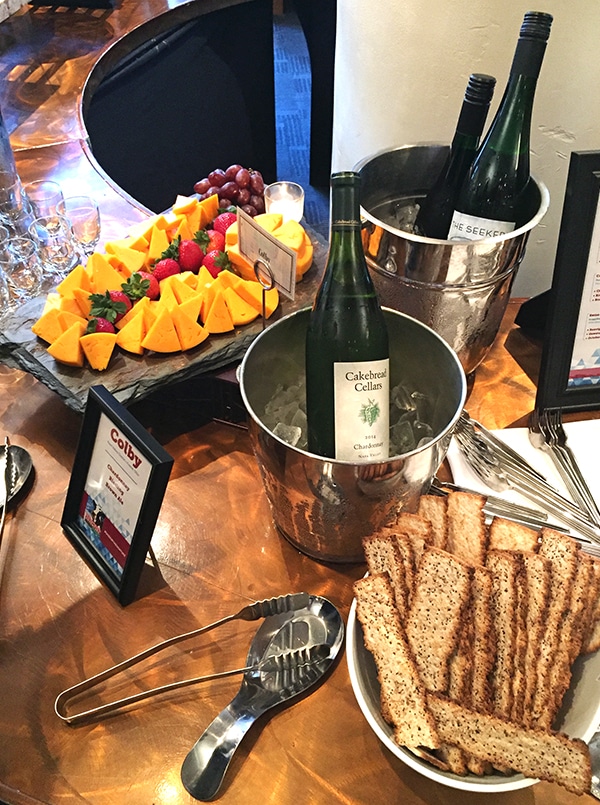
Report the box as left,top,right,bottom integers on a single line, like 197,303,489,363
54,592,310,725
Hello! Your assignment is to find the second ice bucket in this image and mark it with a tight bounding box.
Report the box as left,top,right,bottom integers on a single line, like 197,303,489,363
356,144,550,375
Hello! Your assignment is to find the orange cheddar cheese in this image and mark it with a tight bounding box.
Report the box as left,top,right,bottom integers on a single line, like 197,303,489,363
47,321,86,367
80,332,118,371
141,307,181,353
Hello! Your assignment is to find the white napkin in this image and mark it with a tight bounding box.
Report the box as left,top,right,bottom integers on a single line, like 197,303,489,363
446,419,600,512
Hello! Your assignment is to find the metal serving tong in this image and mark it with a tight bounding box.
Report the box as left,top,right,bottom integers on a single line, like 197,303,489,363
55,592,311,725
0,436,13,553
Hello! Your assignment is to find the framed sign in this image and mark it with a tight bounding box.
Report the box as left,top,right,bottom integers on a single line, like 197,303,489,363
61,385,173,605
536,151,600,411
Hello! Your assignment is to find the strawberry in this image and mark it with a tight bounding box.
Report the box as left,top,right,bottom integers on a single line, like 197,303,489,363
202,249,231,278
212,211,237,235
178,238,204,272
89,290,130,324
152,257,180,282
194,228,225,255
86,317,115,334
109,290,132,319
123,271,159,301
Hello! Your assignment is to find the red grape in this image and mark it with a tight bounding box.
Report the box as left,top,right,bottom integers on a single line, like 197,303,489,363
194,178,210,194
235,168,251,188
250,194,265,214
193,165,266,216
225,163,243,180
249,170,264,194
208,169,226,187
237,187,251,206
220,181,240,201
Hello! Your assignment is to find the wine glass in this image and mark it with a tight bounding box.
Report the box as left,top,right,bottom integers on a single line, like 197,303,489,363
0,236,43,306
28,214,79,280
57,195,101,257
24,180,64,218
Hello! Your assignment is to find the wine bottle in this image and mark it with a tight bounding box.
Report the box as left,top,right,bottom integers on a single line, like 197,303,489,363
414,73,496,239
305,171,390,461
447,11,553,241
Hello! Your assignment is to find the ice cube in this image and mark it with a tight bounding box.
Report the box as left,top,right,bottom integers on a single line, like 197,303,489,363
273,422,302,447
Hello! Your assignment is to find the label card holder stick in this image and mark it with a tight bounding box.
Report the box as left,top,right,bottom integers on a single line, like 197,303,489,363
254,259,274,329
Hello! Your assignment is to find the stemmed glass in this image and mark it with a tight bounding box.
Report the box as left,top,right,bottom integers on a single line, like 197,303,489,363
24,180,64,218
57,195,101,258
0,236,43,308
28,214,79,280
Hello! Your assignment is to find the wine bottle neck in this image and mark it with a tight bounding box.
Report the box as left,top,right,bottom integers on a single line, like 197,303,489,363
455,98,492,142
475,34,547,160
330,180,361,230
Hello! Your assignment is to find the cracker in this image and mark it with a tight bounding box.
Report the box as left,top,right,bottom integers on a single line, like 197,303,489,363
485,549,523,719
406,547,472,693
427,693,592,796
471,565,495,715
354,574,440,749
488,516,540,554
519,551,552,726
446,491,487,566
363,533,412,622
417,494,448,550
527,529,579,730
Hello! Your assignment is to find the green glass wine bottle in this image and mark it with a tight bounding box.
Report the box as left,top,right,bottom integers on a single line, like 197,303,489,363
414,73,496,239
447,11,552,241
305,171,390,461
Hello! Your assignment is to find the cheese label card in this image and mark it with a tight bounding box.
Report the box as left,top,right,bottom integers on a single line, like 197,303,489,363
238,207,297,300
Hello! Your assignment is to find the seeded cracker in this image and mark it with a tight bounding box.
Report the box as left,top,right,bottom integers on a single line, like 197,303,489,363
417,494,448,550
488,516,540,553
446,491,487,566
427,693,591,796
354,574,440,749
528,529,579,729
485,550,523,719
406,546,472,693
518,552,551,726
394,511,433,567
363,531,414,620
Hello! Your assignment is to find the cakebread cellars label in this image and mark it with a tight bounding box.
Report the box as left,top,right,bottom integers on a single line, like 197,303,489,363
333,358,389,461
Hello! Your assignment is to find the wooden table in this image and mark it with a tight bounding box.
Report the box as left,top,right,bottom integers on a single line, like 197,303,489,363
0,301,595,805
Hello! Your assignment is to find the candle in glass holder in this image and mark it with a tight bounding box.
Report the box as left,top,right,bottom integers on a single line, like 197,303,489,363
264,181,305,222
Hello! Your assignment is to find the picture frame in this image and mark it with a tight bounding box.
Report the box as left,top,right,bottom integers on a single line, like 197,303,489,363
61,385,173,606
536,150,600,411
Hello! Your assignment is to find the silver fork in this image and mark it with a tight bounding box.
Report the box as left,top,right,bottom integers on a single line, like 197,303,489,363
529,408,600,527
454,424,600,546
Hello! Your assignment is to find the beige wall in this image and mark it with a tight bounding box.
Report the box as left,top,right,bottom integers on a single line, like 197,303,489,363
332,2,600,297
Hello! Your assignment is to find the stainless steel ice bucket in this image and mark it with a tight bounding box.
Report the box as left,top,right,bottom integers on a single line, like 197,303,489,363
239,307,466,563
355,144,550,375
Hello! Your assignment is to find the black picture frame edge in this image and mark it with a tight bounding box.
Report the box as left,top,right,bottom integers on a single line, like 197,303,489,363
61,385,173,606
536,150,600,411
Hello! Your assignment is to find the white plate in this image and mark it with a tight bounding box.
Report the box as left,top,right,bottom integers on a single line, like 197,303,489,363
346,598,600,793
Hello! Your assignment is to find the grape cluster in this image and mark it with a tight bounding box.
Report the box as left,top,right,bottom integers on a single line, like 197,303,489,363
194,164,266,218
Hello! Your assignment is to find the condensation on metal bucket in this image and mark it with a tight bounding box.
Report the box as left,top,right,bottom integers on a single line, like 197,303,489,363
355,144,550,375
239,307,466,563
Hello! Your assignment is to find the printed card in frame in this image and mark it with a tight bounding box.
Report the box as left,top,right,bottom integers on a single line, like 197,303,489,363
61,385,173,605
536,150,600,411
